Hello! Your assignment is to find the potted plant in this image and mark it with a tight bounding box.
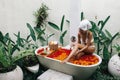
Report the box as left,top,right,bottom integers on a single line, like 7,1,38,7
14,31,40,74
0,31,37,80
0,31,23,80
14,23,54,74
108,44,120,78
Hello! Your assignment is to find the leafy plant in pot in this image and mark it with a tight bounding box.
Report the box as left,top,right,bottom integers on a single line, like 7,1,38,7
0,31,24,80
108,44,120,78
14,31,39,74
15,23,54,74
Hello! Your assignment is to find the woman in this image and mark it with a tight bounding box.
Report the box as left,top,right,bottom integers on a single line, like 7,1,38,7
63,19,95,63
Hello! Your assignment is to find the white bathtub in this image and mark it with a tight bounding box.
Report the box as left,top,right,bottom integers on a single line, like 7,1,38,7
35,46,102,80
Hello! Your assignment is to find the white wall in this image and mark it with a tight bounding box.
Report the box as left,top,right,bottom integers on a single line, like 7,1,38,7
0,0,120,45
0,0,43,39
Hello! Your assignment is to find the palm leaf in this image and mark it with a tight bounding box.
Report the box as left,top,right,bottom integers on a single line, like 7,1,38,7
102,16,110,27
66,20,70,23
109,32,119,44
27,23,36,41
60,15,65,31
105,29,112,38
48,22,60,30
81,12,84,21
59,36,63,46
61,30,67,37
48,33,55,39
14,32,24,47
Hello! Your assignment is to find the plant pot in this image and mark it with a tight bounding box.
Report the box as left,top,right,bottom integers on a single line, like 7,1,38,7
108,54,120,78
26,64,39,73
0,65,23,80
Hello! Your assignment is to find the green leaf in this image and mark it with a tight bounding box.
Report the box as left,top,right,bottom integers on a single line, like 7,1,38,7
59,36,63,46
13,49,34,62
14,32,24,47
48,33,55,39
60,15,65,31
103,46,110,61
109,32,119,44
81,12,84,21
98,21,104,34
8,42,13,57
61,30,67,37
0,45,9,67
26,35,31,42
0,31,6,46
27,23,36,41
98,20,103,26
48,22,60,30
37,29,46,39
102,16,110,27
66,20,70,23
4,33,15,44
34,27,45,35
39,36,46,41
105,29,112,38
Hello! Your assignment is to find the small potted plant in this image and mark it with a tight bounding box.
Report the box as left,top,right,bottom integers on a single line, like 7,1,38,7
0,32,23,80
14,31,40,73
108,44,120,78
0,31,36,80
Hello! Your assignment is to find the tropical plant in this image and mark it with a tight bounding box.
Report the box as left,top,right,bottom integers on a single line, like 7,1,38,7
26,23,54,46
48,15,67,46
0,31,33,73
14,23,54,67
34,3,49,28
90,17,119,73
14,31,39,67
81,12,119,61
80,12,120,79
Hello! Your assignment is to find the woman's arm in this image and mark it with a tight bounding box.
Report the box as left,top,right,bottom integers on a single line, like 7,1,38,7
62,44,78,63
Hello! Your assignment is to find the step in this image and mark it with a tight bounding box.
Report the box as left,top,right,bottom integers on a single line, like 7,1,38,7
37,69,73,80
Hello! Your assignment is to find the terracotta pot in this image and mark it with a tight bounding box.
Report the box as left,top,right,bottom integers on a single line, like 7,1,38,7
0,66,23,80
108,54,120,78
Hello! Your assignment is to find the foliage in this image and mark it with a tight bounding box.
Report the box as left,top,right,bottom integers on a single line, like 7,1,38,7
0,31,34,73
80,12,120,79
14,31,39,67
26,23,54,46
81,12,119,60
48,15,67,46
14,23,54,68
34,3,49,28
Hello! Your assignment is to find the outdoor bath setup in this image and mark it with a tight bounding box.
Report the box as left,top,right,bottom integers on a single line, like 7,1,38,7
35,46,102,80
